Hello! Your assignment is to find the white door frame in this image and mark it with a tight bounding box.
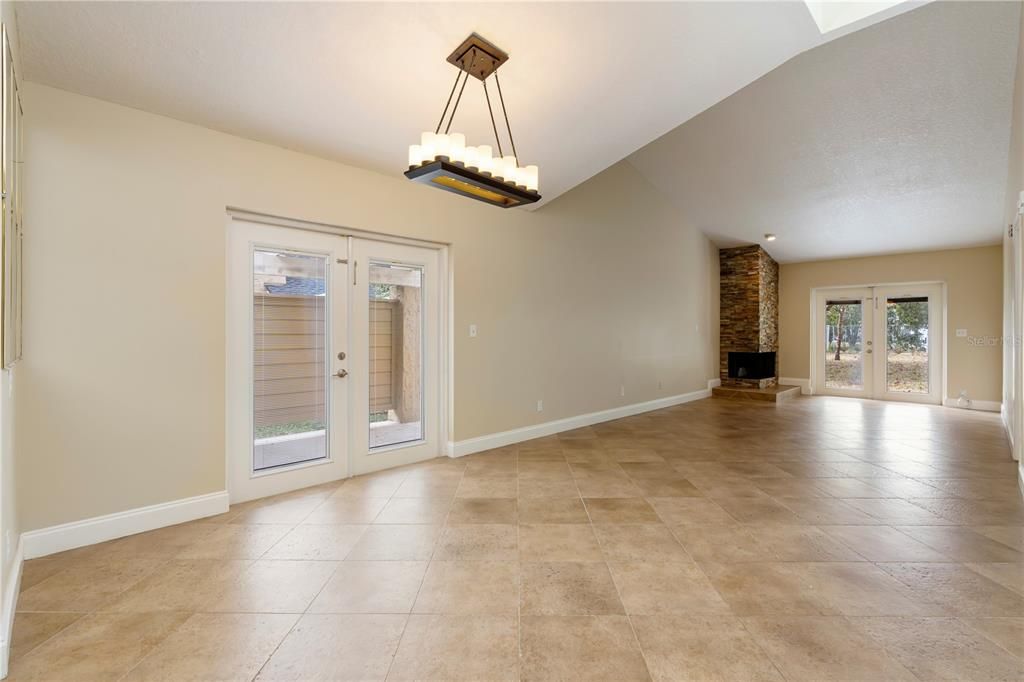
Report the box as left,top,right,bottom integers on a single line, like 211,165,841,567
225,210,451,504
810,281,947,405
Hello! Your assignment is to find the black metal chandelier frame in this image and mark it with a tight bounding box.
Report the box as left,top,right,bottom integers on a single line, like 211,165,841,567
404,33,540,209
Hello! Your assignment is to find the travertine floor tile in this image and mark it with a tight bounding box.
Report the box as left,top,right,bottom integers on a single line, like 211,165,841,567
972,525,1024,551
6,612,189,681
256,614,405,681
584,497,661,523
15,397,1021,681
300,496,388,524
646,497,736,525
344,524,441,560
263,524,367,561
178,524,294,560
741,616,917,681
894,525,1024,562
8,612,81,662
456,476,517,498
518,523,603,561
965,562,1024,596
309,561,426,613
520,615,651,682
413,561,519,614
447,497,518,524
18,557,163,612
964,617,1024,658
434,524,517,560
593,524,690,561
777,498,882,525
388,614,518,681
121,613,296,681
819,525,949,562
879,562,1024,616
206,560,338,613
850,616,1024,681
101,559,250,612
631,615,783,681
517,496,590,524
607,561,730,615
520,561,624,615
373,496,451,524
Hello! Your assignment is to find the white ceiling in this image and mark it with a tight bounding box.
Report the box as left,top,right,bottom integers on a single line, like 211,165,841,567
628,1,1021,262
14,1,922,208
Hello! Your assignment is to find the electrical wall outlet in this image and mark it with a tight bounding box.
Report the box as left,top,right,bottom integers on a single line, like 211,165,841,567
620,385,625,397
956,328,967,337
536,400,543,412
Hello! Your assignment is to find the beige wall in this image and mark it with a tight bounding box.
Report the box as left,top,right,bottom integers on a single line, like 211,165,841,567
19,83,719,532
778,245,1003,402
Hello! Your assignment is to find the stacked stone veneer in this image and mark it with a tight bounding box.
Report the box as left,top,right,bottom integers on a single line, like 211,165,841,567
719,245,779,388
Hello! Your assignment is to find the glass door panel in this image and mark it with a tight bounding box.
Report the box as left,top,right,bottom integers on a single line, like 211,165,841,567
874,284,942,404
350,239,440,476
368,262,424,449
817,288,874,397
824,299,866,391
252,249,329,470
884,296,930,395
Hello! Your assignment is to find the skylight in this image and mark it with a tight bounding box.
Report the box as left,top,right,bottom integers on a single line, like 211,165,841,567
803,1,907,34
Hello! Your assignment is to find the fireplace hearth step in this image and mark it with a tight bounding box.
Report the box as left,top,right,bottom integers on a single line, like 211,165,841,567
712,384,801,404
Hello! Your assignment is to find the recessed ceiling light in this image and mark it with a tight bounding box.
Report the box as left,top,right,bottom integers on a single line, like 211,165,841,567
764,233,777,241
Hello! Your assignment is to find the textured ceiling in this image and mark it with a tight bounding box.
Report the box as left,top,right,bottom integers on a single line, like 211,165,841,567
13,1,920,207
628,1,1021,262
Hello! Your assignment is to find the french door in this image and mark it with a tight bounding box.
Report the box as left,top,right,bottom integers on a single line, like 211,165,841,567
227,220,443,502
815,283,943,404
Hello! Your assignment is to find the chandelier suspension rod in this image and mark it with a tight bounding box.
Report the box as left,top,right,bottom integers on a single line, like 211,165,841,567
493,71,518,161
445,70,470,134
434,70,463,135
482,77,504,158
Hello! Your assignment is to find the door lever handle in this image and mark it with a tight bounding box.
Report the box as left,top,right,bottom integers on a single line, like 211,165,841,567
334,369,349,378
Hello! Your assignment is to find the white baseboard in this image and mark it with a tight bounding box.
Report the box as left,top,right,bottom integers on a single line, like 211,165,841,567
449,387,712,458
0,536,23,678
779,377,811,395
707,378,722,389
22,490,229,560
941,398,1002,413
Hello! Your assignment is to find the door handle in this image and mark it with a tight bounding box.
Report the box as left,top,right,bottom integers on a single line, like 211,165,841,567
334,369,348,378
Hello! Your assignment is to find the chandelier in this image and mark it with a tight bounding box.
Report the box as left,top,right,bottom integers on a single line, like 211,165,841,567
405,33,540,208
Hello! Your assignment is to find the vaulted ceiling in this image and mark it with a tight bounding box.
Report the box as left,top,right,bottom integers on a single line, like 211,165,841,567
14,2,1020,261
16,1,919,207
628,1,1021,262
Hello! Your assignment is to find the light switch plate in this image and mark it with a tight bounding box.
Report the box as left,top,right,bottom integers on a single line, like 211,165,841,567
469,324,477,337
955,328,967,337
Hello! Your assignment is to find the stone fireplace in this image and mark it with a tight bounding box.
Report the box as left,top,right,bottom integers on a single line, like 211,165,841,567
719,245,779,388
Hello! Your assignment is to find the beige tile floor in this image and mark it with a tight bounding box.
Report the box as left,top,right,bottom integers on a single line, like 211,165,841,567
9,396,1024,681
